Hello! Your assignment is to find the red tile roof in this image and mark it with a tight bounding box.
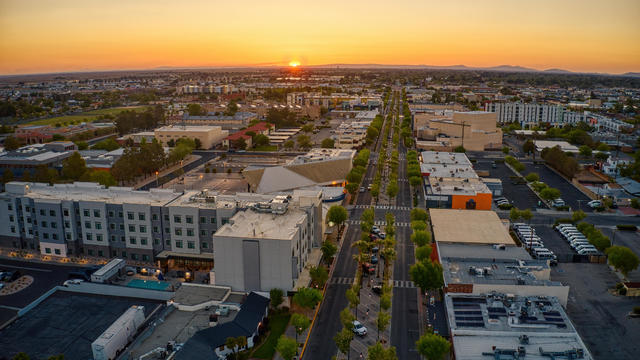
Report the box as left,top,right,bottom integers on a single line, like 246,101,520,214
224,122,273,141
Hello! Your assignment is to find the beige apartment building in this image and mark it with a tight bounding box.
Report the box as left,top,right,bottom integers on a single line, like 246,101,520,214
154,125,228,149
415,111,502,152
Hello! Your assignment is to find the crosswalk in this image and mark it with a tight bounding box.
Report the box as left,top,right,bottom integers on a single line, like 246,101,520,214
329,277,355,285
392,280,416,289
346,219,410,227
353,205,412,211
328,277,416,289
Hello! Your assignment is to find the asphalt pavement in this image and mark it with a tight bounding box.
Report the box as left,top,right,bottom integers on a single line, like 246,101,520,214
522,162,593,212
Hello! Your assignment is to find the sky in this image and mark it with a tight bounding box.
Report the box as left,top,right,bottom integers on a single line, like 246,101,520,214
1,0,639,75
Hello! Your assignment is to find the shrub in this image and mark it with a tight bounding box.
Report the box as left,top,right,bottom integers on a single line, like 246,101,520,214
633,306,640,314
619,287,627,295
525,172,540,183
498,203,513,210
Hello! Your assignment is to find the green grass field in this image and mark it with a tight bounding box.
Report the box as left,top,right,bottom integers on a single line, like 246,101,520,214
251,145,278,152
251,312,291,359
25,106,149,126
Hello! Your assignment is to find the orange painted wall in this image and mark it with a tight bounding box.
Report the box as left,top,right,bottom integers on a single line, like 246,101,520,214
451,193,492,210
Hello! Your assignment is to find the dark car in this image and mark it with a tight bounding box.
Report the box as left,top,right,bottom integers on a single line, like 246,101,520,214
68,269,91,281
371,255,379,264
372,285,383,295
362,262,375,275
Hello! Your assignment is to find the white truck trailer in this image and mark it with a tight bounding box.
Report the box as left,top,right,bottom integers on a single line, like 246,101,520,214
92,305,145,360
91,258,126,283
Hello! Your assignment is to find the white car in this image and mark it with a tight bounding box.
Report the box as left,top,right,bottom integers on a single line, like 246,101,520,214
63,279,84,286
352,320,367,336
371,226,380,234
588,200,602,208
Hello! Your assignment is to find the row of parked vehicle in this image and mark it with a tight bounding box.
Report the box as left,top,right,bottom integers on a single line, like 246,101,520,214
512,223,557,262
555,224,599,255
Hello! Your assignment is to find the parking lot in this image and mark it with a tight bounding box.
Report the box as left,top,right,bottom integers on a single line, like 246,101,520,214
551,263,640,360
473,159,544,210
529,225,575,259
523,162,593,212
0,291,162,359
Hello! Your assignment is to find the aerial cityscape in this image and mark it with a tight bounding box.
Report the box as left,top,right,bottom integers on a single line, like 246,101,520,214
0,1,639,360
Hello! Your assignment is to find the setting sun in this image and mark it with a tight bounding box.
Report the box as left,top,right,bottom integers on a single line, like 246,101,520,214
289,61,300,67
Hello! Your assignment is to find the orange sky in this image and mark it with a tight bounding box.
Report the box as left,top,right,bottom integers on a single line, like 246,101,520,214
1,0,639,75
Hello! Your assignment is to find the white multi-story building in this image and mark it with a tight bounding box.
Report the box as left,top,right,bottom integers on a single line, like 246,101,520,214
485,102,633,133
212,190,322,292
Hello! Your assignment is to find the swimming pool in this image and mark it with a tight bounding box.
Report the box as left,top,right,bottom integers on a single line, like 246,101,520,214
126,279,171,291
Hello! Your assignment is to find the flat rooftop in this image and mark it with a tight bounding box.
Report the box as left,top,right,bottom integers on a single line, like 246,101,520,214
446,293,592,360
215,208,306,240
430,209,515,245
421,151,472,166
289,148,356,165
426,176,491,196
420,163,478,179
438,243,531,261
171,284,230,306
0,291,162,360
4,181,182,206
441,258,562,287
156,125,223,132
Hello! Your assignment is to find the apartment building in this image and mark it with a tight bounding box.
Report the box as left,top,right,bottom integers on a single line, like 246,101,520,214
485,102,633,133
0,183,323,271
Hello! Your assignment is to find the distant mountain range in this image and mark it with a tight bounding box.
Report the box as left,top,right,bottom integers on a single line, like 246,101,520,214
300,63,639,77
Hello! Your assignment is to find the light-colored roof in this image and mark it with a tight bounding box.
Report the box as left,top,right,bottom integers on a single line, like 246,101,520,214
533,140,579,153
430,209,514,245
214,208,306,240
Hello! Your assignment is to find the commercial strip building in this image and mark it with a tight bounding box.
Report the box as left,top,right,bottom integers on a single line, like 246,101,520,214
242,148,356,193
484,102,633,132
430,209,589,358
532,140,580,154
420,152,496,210
14,122,115,144
0,182,323,280
154,125,228,149
414,111,502,152
286,92,382,110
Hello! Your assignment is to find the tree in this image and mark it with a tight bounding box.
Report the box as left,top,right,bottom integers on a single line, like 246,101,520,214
453,146,466,153
284,140,295,150
579,145,592,158
340,307,355,328
187,103,206,116
276,336,298,360
327,205,348,230
523,140,535,156
540,187,561,201
411,230,431,247
297,135,312,149
309,265,328,287
321,138,335,148
416,332,450,360
525,172,539,183
410,260,444,293
606,246,639,278
321,241,338,261
596,143,610,152
47,355,65,360
292,287,322,309
572,210,586,223
194,138,202,150
416,245,432,263
410,208,428,221
4,136,22,151
89,170,116,187
232,137,247,150
376,311,391,340
253,134,270,147
91,138,120,151
12,353,30,360
302,124,314,133
334,326,354,359
270,288,284,309
367,342,398,360
386,181,399,198
595,151,609,162
291,313,311,343
345,286,360,315
224,100,239,116
75,141,89,150
411,221,427,231
380,292,391,311
502,146,510,155
2,169,14,184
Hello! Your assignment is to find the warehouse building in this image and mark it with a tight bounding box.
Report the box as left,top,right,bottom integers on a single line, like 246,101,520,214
154,125,228,149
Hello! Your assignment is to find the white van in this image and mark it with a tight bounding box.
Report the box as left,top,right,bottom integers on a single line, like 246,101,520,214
555,224,575,231
578,248,598,255
536,252,556,260
523,241,544,248
575,244,596,252
533,247,551,255
567,234,587,242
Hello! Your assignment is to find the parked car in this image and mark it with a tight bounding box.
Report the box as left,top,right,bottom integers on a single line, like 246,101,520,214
371,255,379,264
371,246,379,253
372,285,383,295
362,263,375,275
371,226,380,234
359,187,365,193
352,321,367,336
377,232,386,239
588,200,602,208
552,198,566,208
63,279,84,286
